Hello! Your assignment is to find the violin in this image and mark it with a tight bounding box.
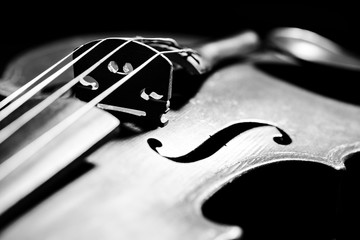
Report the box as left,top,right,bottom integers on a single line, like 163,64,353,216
0,29,359,240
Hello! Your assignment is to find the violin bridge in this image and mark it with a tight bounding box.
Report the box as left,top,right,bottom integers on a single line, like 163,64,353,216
72,37,204,129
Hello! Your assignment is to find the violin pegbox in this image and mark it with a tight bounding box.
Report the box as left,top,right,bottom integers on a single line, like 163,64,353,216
72,37,204,128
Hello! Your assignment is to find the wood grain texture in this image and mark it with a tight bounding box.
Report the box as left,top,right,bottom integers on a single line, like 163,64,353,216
1,33,360,240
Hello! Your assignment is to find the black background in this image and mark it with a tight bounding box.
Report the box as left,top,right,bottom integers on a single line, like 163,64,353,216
1,3,359,73
1,4,360,239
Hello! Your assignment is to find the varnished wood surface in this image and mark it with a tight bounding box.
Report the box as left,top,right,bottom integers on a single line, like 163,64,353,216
0,98,119,217
1,33,360,239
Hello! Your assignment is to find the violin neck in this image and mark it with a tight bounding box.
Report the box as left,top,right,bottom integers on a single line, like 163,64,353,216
197,30,259,69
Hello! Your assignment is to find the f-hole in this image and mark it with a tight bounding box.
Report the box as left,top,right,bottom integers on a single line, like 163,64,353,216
201,161,339,240
148,121,291,163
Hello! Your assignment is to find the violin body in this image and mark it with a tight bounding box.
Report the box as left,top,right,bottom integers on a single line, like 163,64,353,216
1,33,360,240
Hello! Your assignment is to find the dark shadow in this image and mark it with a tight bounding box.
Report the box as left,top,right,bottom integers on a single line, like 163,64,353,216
337,152,360,240
255,60,360,106
202,161,340,240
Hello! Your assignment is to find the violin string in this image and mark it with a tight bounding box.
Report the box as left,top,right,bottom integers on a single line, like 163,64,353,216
0,39,108,122
0,37,183,114
0,51,75,110
0,39,134,145
0,48,192,181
